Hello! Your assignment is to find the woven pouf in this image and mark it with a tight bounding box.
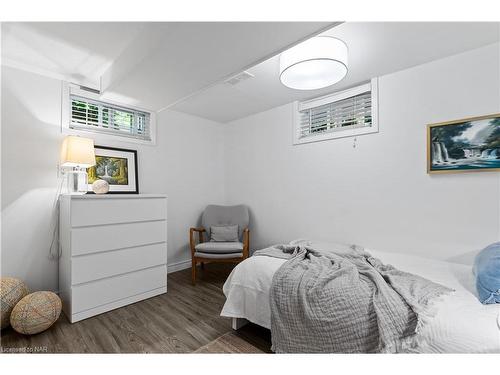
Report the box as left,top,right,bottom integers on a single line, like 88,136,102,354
1,277,30,329
10,291,62,335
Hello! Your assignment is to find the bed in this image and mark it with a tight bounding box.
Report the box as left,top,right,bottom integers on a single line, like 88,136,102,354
221,240,500,353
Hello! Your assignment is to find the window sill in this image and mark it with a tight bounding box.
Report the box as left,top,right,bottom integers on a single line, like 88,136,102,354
62,127,156,146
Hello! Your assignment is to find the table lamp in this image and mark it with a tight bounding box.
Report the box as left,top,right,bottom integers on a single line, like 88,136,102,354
60,136,96,194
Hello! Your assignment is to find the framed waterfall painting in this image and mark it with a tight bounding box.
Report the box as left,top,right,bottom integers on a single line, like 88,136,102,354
427,114,500,174
86,146,139,193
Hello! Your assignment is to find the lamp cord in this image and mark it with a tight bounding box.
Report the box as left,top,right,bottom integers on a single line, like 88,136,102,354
49,176,65,260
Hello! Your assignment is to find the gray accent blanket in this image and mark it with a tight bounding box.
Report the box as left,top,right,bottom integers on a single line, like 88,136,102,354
254,245,453,353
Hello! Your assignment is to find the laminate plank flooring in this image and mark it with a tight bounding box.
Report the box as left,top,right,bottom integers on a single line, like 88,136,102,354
0,264,272,353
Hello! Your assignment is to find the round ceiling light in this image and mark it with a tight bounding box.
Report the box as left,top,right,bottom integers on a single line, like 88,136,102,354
279,36,348,90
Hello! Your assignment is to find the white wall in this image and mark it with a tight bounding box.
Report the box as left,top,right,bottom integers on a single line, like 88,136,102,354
1,66,225,291
224,43,500,263
2,43,499,293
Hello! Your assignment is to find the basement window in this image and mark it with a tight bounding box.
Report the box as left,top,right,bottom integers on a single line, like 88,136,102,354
62,84,155,144
293,78,378,145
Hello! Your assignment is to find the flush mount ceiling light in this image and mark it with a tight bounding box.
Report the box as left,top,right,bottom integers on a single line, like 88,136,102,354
279,36,348,90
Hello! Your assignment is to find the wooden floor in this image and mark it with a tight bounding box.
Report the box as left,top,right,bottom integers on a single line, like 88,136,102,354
0,264,272,353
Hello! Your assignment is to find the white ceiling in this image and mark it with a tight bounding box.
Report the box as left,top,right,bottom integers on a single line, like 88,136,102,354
1,22,147,88
2,22,498,123
173,22,500,123
1,22,334,109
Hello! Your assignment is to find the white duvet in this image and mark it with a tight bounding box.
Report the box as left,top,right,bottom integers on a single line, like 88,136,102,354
221,240,500,353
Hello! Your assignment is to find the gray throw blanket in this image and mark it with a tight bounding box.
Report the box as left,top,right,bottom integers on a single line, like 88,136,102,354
254,245,453,353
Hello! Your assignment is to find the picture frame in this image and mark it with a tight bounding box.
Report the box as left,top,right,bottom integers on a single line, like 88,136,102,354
427,113,500,174
87,145,139,193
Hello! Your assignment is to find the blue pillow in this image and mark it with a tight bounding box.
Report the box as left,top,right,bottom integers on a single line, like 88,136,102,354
473,242,500,304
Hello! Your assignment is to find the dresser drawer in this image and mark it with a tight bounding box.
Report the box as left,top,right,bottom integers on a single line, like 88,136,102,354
71,265,166,314
71,197,166,227
71,242,167,285
71,220,166,256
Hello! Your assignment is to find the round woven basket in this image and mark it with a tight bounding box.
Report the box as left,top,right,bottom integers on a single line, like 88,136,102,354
10,291,62,335
1,277,29,329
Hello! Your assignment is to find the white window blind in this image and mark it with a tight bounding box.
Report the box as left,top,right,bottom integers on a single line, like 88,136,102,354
294,79,378,145
299,91,372,138
70,95,151,141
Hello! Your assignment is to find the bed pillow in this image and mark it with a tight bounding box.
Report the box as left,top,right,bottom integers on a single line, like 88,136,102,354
473,242,500,304
210,225,239,242
289,239,363,254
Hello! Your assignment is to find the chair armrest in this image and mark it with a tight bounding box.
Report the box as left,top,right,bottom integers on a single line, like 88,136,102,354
190,227,206,233
242,228,250,258
189,227,206,256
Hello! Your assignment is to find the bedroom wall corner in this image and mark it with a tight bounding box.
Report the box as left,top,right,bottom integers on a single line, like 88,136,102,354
223,43,500,263
0,66,226,291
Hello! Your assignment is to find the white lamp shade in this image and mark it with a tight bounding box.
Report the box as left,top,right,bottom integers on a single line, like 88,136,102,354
279,36,348,90
60,136,96,168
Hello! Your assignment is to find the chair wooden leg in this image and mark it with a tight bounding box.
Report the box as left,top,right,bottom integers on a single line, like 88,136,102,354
200,262,205,270
191,259,196,285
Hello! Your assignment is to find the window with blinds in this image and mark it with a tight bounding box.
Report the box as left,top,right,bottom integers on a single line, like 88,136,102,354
299,91,372,137
294,79,378,145
70,95,151,141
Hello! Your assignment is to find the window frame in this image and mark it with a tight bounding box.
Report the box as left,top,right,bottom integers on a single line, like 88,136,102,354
61,83,157,145
292,77,379,145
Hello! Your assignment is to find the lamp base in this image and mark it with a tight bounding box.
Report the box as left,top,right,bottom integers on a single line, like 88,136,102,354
66,168,88,195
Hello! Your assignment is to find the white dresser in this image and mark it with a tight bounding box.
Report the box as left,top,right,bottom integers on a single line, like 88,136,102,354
59,194,167,323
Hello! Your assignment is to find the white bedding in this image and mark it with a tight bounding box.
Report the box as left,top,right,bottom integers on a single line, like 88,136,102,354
221,240,500,353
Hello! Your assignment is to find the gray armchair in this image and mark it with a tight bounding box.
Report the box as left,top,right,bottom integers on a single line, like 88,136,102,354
189,205,250,285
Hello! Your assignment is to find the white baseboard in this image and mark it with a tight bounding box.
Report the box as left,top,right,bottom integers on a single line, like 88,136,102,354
167,259,192,274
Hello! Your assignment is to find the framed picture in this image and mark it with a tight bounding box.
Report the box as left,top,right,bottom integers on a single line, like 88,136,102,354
87,146,139,193
427,113,500,174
